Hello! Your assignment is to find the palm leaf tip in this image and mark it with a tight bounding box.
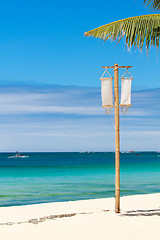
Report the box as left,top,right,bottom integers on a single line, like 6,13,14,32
84,14,160,51
84,31,89,36
144,0,160,10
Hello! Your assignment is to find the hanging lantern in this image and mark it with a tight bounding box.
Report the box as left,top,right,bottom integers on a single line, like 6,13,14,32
120,68,133,114
100,69,113,114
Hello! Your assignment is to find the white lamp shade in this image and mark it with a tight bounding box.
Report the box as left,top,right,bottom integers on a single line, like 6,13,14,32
120,78,132,106
100,77,113,107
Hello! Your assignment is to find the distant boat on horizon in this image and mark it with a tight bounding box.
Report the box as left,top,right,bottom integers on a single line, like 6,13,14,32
8,152,29,158
121,150,134,153
129,150,134,153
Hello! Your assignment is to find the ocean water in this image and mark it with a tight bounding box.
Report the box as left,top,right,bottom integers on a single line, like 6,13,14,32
0,152,160,206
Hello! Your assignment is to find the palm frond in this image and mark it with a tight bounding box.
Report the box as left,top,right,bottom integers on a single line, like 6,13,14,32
84,14,160,51
144,0,160,10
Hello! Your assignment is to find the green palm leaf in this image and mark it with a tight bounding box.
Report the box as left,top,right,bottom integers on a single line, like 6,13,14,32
144,0,160,10
84,14,160,51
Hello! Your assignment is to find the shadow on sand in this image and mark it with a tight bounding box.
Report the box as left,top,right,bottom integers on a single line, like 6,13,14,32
120,208,160,217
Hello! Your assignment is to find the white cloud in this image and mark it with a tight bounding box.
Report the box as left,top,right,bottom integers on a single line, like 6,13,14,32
0,86,160,117
0,104,102,115
0,85,159,151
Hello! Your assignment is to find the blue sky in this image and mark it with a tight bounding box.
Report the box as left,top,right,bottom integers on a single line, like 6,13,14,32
0,0,159,151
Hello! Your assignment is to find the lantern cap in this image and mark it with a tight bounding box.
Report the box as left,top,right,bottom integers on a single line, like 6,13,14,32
100,68,113,80
121,68,133,80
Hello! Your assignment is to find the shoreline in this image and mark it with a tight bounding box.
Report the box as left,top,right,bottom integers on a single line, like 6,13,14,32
0,193,160,223
0,193,160,240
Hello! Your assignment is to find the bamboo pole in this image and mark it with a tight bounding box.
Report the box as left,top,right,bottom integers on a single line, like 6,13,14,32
101,64,132,213
114,63,120,213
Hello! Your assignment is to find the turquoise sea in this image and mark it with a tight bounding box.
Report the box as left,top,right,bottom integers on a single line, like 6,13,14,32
0,152,160,206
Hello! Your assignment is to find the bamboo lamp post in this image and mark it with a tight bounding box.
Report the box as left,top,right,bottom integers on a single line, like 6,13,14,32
102,64,132,213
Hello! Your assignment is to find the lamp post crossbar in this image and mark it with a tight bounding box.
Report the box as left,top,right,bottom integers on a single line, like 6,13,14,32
102,66,132,69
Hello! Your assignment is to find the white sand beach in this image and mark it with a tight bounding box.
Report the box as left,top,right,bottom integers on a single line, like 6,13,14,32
0,193,160,240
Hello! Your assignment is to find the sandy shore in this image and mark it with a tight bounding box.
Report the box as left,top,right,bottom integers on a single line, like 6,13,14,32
0,193,160,240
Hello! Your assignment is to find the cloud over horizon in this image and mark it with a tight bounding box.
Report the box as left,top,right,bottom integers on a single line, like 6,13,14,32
0,85,159,152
